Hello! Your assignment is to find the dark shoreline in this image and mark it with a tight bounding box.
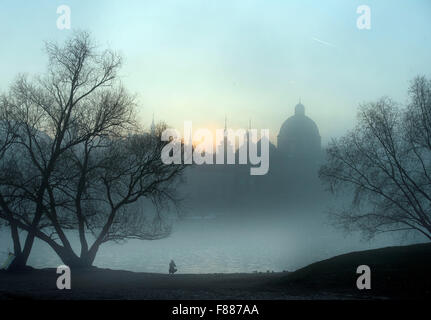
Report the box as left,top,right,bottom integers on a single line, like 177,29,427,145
1,242,430,300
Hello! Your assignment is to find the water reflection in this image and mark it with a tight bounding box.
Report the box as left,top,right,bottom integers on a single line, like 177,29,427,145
0,215,420,273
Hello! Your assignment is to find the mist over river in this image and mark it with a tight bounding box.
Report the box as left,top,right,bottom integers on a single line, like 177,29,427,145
0,211,424,274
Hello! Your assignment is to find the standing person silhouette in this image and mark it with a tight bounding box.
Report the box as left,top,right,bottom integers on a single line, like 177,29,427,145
169,259,177,274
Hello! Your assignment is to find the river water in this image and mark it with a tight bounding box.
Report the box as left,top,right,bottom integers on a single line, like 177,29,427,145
0,213,422,273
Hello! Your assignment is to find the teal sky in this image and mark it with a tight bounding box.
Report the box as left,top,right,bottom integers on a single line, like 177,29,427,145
0,0,430,145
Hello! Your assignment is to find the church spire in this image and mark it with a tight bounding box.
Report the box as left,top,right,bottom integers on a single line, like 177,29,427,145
150,113,156,135
224,115,227,135
246,118,251,145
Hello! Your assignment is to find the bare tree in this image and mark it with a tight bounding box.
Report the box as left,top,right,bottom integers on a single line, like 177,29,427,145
0,32,186,269
0,95,23,258
43,123,186,267
319,76,431,241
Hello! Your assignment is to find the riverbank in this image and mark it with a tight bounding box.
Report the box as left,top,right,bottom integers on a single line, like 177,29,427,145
1,242,430,300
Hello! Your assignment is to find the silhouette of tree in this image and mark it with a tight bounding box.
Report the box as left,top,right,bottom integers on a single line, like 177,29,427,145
0,97,22,259
0,31,186,269
320,76,431,241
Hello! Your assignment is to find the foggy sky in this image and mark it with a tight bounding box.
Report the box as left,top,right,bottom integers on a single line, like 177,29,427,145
0,0,430,145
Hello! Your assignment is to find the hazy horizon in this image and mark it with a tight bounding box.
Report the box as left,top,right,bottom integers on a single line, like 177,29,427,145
1,0,430,145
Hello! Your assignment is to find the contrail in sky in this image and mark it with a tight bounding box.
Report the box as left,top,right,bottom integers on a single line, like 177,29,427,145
311,37,336,47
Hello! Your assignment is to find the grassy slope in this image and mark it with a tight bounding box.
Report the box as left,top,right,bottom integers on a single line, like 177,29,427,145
282,242,431,298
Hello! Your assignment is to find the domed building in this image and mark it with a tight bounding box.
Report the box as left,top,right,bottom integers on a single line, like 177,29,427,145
178,102,324,213
277,101,321,162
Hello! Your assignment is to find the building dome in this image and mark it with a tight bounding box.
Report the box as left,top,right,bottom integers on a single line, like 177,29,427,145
277,102,321,160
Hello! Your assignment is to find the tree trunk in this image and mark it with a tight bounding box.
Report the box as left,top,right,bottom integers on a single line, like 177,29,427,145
7,234,41,271
6,254,25,272
9,221,21,255
7,231,33,272
78,247,99,269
